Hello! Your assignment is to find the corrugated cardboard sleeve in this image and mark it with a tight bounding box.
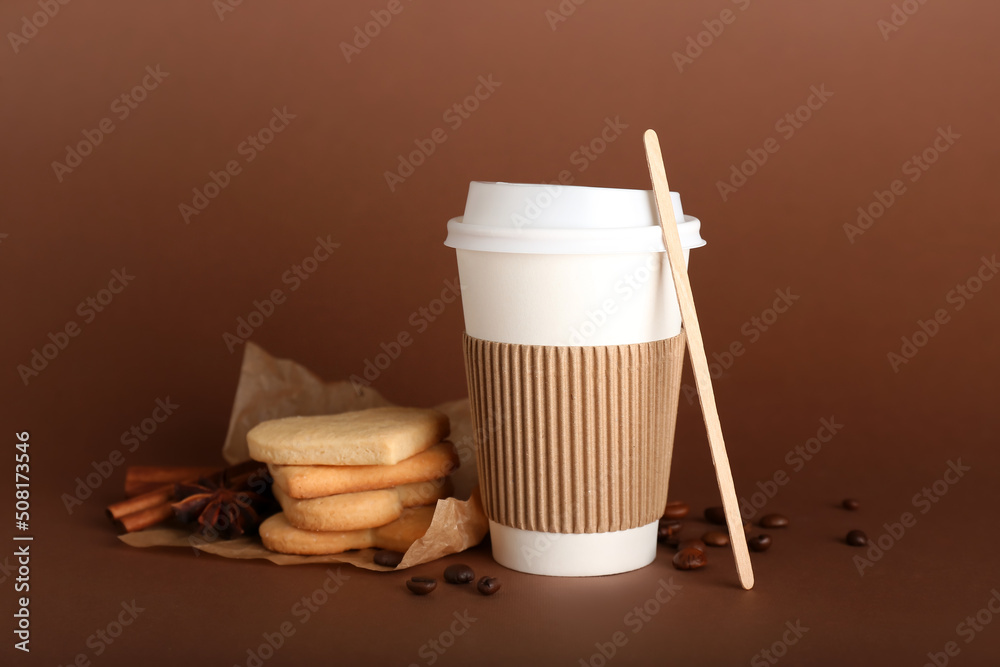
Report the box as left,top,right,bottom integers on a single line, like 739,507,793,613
463,332,686,534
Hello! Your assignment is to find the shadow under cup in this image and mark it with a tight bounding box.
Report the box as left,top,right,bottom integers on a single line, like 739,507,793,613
445,182,705,576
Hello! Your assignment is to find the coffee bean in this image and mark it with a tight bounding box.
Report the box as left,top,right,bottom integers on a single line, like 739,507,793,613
677,538,706,553
443,564,475,584
663,501,690,520
477,576,501,596
702,530,729,547
846,530,868,547
759,514,789,529
374,550,404,568
743,520,753,534
406,577,437,595
672,548,707,570
842,498,860,511
704,506,727,525
657,519,682,543
748,535,771,552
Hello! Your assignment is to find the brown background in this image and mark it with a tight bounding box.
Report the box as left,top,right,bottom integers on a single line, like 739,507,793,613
3,0,999,665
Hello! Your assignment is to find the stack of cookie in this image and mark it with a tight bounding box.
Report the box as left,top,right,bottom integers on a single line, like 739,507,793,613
249,407,458,556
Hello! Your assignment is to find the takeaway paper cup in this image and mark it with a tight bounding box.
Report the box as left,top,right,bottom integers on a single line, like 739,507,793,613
445,182,705,576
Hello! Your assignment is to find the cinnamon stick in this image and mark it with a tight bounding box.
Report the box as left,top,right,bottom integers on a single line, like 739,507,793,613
198,460,268,487
124,465,217,497
108,460,269,533
115,503,175,533
107,486,173,521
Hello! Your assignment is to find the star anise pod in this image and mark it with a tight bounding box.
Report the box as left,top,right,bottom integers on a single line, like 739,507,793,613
171,463,274,539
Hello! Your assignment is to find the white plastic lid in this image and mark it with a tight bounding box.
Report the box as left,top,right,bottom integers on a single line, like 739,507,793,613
444,181,705,255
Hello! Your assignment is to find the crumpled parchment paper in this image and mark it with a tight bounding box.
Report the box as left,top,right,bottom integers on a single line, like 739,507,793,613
119,342,488,570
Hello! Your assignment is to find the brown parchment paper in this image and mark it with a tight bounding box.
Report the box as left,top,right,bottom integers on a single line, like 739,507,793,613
119,342,488,570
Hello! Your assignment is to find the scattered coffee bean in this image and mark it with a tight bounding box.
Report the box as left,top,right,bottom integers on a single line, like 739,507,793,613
842,498,860,511
759,514,789,529
374,550,404,568
657,519,682,543
406,577,437,595
677,538,706,553
704,506,727,525
702,531,729,547
672,548,707,570
444,564,475,584
748,535,772,552
477,576,502,596
743,520,753,534
846,530,868,547
663,501,690,520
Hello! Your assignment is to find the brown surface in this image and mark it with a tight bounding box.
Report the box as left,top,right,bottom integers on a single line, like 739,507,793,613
2,0,1000,664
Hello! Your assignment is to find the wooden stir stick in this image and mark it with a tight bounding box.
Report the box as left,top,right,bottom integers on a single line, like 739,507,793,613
644,129,755,590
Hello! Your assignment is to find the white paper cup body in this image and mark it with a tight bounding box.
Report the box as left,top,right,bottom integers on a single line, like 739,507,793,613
454,245,693,347
488,520,659,577
445,182,705,576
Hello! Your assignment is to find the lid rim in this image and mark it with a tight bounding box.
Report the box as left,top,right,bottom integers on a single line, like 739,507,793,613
444,215,706,255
